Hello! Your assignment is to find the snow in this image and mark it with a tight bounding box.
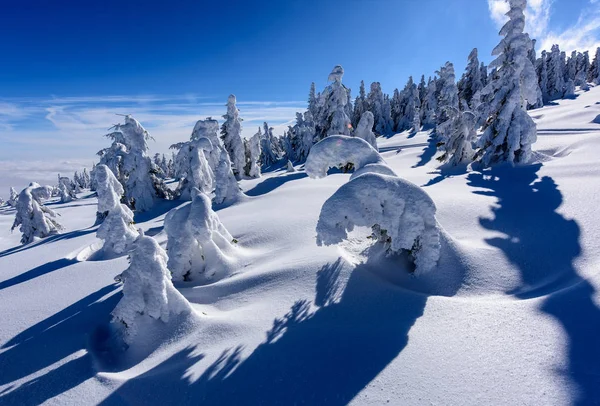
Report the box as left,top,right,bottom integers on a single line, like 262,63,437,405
0,86,600,405
316,172,440,275
305,135,387,179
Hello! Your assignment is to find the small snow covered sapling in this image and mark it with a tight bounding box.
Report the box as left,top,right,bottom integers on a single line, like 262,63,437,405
316,173,441,275
354,111,377,149
95,164,139,255
286,160,296,172
8,187,18,207
164,189,235,282
111,232,193,344
11,183,63,244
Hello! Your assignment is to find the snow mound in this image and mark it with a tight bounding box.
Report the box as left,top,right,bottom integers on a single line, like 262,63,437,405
316,173,440,275
305,135,386,179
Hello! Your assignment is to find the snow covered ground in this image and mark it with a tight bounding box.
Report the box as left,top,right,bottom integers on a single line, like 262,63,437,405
1,87,600,405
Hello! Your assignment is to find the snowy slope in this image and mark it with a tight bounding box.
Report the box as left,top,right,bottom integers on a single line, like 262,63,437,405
1,87,600,405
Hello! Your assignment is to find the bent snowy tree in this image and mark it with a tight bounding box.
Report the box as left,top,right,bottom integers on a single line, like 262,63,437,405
316,173,440,274
111,233,193,344
305,135,392,179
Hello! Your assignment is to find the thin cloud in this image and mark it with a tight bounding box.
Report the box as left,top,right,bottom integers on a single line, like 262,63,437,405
487,0,600,54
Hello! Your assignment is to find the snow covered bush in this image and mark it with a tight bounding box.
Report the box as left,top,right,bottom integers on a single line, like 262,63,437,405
477,0,539,166
95,164,139,255
354,111,377,149
111,232,193,344
316,173,440,275
305,135,386,179
11,183,63,244
164,189,235,282
221,94,246,179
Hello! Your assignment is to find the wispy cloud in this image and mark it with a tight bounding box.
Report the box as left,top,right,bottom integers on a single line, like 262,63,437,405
0,94,306,195
487,0,600,54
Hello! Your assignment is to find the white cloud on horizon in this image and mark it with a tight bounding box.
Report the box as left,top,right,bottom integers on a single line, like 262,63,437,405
487,0,600,54
0,95,306,196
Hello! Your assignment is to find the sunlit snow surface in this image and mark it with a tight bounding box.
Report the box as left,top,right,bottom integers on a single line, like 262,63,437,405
1,87,600,405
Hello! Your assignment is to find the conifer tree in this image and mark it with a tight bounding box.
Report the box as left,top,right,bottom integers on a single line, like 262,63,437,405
477,0,539,166
220,94,246,180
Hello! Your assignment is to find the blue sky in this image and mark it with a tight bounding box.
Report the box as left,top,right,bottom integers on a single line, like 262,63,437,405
0,0,599,195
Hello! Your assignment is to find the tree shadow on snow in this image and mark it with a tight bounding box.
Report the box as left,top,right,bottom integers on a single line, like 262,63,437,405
422,164,469,187
102,251,462,405
0,284,121,405
0,227,96,259
0,258,78,291
412,133,438,168
467,164,600,405
245,172,308,197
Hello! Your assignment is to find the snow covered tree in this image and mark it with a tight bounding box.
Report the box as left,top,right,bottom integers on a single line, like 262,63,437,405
352,80,367,128
164,188,235,282
260,122,281,167
99,115,170,212
396,76,420,132
417,75,427,108
316,65,352,138
11,183,63,244
589,47,600,84
82,168,91,189
437,109,477,166
220,94,246,180
367,82,393,135
95,164,139,255
244,129,262,178
477,0,539,166
421,77,438,129
7,187,18,207
575,51,590,90
354,111,377,149
172,118,241,205
435,62,460,141
57,174,77,203
546,44,572,100
536,50,550,103
111,232,193,344
308,82,319,120
458,48,484,110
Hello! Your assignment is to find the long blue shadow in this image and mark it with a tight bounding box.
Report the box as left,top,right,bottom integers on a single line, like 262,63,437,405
0,258,77,291
412,134,438,168
245,172,308,197
101,250,462,405
0,284,120,404
467,164,599,405
0,228,96,259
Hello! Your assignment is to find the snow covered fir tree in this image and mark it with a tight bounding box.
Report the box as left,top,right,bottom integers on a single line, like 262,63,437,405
3,0,600,404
